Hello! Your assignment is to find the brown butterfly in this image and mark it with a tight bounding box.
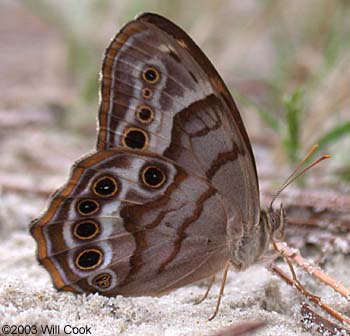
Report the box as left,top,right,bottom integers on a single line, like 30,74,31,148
30,13,284,316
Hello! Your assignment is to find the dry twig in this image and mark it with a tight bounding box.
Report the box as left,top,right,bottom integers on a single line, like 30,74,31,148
208,320,266,336
0,175,53,197
301,303,350,336
271,264,350,327
274,242,350,301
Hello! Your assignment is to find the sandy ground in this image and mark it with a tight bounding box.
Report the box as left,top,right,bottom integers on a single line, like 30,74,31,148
0,211,349,336
0,229,306,336
0,129,348,336
1,3,349,336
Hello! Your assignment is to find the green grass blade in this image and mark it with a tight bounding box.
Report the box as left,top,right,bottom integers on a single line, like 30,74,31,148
316,121,350,150
234,91,280,132
282,88,304,165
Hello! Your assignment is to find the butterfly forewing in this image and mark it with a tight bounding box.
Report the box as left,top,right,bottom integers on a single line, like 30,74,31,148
97,13,260,229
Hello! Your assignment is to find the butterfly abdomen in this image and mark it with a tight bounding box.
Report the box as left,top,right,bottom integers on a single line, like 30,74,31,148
226,211,271,271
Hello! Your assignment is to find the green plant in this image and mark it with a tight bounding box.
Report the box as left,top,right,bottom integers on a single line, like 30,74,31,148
282,89,304,166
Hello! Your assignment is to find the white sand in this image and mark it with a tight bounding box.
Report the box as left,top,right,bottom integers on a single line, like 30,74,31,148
1,209,349,336
0,131,348,336
0,2,349,335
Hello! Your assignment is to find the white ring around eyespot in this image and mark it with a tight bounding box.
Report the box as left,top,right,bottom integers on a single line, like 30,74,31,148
67,242,112,277
63,209,116,249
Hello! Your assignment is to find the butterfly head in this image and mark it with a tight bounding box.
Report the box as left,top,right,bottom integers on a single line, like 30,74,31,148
262,145,331,242
263,203,286,241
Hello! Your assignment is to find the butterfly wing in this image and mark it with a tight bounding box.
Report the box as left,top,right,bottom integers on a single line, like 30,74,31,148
30,149,229,295
31,13,262,296
97,13,260,230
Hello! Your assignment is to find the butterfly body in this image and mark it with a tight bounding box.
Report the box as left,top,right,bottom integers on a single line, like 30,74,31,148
30,13,283,297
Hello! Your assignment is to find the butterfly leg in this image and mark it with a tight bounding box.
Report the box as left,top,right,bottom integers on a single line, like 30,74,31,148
272,241,319,301
208,261,230,321
194,275,216,305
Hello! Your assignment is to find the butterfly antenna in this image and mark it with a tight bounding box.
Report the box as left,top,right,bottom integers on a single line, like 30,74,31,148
269,144,331,209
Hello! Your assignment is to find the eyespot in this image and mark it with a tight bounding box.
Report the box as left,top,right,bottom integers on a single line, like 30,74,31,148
122,127,149,150
92,273,112,289
92,176,118,198
76,199,99,216
73,220,100,240
75,248,103,270
142,67,160,84
136,105,154,124
141,165,166,188
142,88,152,99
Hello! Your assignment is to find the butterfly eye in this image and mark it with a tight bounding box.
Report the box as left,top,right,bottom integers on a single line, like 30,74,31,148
136,105,154,124
75,248,103,270
92,273,112,289
122,127,149,150
141,166,166,188
76,199,99,216
73,220,100,240
92,176,118,198
142,67,160,84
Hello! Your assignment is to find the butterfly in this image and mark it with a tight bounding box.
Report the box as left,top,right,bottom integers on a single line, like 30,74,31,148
30,12,284,312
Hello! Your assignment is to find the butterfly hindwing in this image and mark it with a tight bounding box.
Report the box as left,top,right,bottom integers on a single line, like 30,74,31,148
30,149,229,295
